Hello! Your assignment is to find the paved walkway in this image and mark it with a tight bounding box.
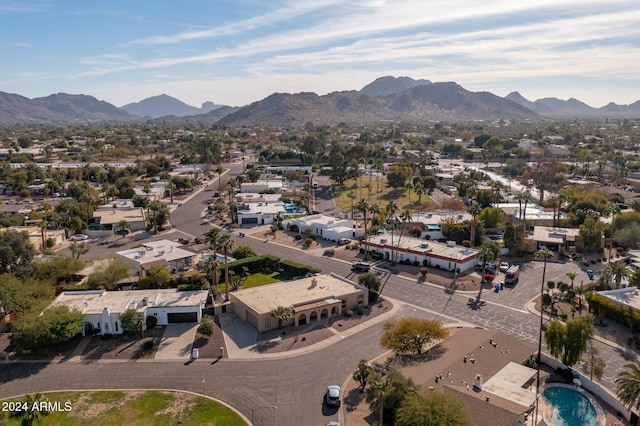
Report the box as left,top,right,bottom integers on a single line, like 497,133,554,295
154,324,198,360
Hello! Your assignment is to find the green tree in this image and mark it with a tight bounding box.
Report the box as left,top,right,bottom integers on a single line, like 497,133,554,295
358,272,382,300
0,274,55,318
386,163,413,189
198,315,215,337
544,315,594,367
119,308,143,334
69,241,89,260
383,369,418,423
139,265,172,289
12,305,84,349
579,215,605,251
0,229,36,275
353,359,374,390
34,256,84,284
467,202,482,247
271,306,294,328
116,219,130,238
232,245,257,259
616,360,640,412
86,258,130,290
380,318,449,356
607,262,631,289
396,388,472,426
148,201,170,233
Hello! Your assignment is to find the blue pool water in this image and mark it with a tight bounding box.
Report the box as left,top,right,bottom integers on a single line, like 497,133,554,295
201,254,227,263
284,203,303,214
543,386,597,426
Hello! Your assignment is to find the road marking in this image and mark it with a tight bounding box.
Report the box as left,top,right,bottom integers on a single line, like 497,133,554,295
451,293,529,314
402,301,476,326
175,229,195,239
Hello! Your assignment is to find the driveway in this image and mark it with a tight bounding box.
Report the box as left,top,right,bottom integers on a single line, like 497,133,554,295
154,323,198,360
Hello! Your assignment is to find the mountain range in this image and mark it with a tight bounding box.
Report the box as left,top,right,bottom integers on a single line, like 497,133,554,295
0,77,638,125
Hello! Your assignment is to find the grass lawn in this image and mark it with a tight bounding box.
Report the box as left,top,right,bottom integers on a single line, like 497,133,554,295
0,390,246,426
333,177,438,212
217,270,296,292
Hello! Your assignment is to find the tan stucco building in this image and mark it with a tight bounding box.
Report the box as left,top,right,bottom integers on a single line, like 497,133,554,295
230,273,368,332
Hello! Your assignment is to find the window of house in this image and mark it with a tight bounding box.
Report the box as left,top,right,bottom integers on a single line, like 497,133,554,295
357,296,364,306
115,322,118,332
341,300,347,310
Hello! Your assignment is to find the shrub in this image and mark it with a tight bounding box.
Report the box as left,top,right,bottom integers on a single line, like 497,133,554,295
294,234,302,241
323,248,335,257
143,340,154,350
198,316,215,337
280,259,321,276
303,237,313,247
412,260,420,266
344,309,353,317
357,308,364,315
146,315,158,328
420,267,429,277
177,282,206,291
228,254,280,275
45,237,56,248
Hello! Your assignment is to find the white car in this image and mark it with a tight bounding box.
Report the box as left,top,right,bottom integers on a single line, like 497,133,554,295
69,234,89,241
337,238,351,245
499,262,509,272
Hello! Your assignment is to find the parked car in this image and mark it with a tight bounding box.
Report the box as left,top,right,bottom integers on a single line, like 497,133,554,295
325,385,341,407
337,238,351,245
352,261,371,272
69,234,89,241
499,262,509,272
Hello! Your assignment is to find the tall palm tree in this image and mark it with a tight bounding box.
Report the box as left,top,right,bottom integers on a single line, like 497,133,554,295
204,226,221,254
616,360,640,414
468,202,482,248
204,256,221,299
218,233,234,302
395,210,412,264
215,166,225,191
534,248,554,423
547,195,561,227
606,203,622,263
385,201,399,264
357,199,370,259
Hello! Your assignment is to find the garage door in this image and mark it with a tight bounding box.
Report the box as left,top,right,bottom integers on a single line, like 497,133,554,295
167,312,198,323
241,217,258,225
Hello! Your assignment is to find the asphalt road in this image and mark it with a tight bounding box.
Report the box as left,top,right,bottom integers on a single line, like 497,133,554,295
4,160,638,424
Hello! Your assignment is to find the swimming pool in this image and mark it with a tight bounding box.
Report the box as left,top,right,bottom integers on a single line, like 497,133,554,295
284,203,304,214
201,253,234,263
543,386,597,426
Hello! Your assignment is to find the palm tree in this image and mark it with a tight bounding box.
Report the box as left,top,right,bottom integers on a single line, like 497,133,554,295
395,210,412,264
522,189,532,221
385,201,399,264
566,272,578,289
219,233,234,302
117,219,130,239
204,256,221,299
204,227,222,253
215,166,225,191
271,306,294,328
534,248,554,423
547,195,561,227
616,360,640,414
606,203,621,263
366,375,393,425
607,262,631,289
468,202,482,248
477,245,495,280
39,218,48,251
11,393,50,425
357,199,370,259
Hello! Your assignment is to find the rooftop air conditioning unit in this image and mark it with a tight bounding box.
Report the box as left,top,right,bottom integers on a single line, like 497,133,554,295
458,214,464,219
420,243,429,249
380,239,387,244
446,241,456,248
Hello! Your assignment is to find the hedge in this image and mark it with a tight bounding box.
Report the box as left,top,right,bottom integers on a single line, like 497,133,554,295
280,259,321,276
586,292,640,332
227,254,281,275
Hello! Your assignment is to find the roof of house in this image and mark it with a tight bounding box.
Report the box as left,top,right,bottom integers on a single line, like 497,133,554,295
117,240,194,265
52,289,208,315
92,207,146,225
532,226,580,244
364,233,478,262
231,273,366,315
597,287,640,310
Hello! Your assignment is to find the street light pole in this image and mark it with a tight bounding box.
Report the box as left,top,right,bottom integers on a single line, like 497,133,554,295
251,405,277,425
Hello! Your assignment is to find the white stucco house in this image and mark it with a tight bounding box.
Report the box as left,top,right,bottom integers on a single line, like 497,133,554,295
237,201,287,225
116,240,195,275
51,289,208,336
285,214,360,241
362,234,478,273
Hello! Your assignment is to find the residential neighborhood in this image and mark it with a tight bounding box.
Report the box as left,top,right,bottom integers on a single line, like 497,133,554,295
1,118,640,425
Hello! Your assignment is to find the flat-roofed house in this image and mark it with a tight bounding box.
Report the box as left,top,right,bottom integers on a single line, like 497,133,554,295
116,240,195,275
51,289,207,336
230,273,368,332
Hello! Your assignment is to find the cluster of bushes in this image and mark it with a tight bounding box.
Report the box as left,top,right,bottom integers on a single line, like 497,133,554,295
280,259,321,276
586,292,640,331
224,254,320,278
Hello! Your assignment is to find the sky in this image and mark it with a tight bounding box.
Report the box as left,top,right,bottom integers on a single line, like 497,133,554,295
1,0,640,109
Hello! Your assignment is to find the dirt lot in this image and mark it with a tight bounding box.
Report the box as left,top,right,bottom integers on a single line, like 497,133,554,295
82,326,165,360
